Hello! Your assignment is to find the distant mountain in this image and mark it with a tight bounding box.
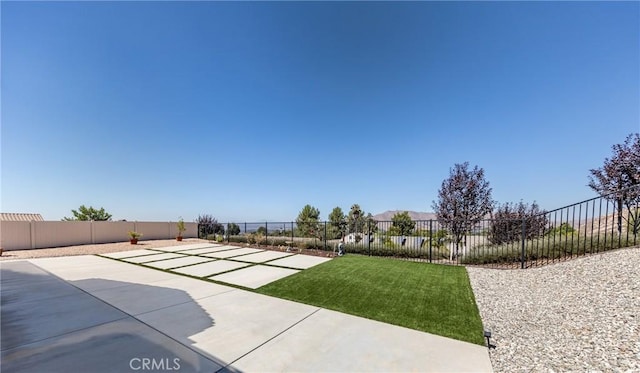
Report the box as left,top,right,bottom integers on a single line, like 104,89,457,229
372,210,437,222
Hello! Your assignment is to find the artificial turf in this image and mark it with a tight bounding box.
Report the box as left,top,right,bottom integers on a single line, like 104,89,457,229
256,255,485,345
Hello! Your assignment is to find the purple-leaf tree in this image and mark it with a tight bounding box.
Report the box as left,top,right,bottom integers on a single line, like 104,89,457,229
588,133,640,235
432,162,494,258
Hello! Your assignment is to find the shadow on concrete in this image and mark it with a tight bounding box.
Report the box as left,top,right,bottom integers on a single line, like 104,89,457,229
72,278,218,341
1,261,241,373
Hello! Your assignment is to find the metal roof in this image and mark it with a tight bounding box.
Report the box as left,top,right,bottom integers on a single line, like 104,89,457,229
0,213,44,221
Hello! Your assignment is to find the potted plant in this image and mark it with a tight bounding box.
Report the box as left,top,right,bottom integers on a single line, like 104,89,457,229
176,218,186,241
128,231,142,244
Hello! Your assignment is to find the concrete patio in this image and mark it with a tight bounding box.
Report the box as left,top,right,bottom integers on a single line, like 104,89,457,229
1,254,493,372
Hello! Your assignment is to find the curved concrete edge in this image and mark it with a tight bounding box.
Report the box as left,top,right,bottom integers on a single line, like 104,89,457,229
231,307,493,372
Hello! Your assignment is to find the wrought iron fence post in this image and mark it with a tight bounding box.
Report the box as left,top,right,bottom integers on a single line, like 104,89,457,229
521,218,526,269
368,219,371,256
429,220,433,263
324,221,327,251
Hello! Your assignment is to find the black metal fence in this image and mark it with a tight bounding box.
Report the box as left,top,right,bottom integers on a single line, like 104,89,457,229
198,187,639,269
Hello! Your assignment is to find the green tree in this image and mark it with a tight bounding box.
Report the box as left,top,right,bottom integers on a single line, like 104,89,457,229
328,207,346,239
431,229,449,249
390,211,415,236
63,205,112,221
227,223,241,236
347,204,363,234
364,213,378,235
296,204,320,237
346,204,378,243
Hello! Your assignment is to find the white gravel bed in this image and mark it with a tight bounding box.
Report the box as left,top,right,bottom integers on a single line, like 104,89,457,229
467,247,640,373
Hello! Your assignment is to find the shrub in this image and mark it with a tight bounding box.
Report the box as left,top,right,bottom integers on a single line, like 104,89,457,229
341,242,448,260
248,233,266,245
228,235,248,244
489,201,547,245
546,222,576,236
197,214,224,238
268,238,289,247
299,241,327,251
461,232,638,265
227,223,241,236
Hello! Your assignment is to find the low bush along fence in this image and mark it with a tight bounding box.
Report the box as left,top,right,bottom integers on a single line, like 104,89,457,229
198,189,639,269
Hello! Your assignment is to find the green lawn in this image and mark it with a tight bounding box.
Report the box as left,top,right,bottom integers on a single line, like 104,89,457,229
257,255,485,345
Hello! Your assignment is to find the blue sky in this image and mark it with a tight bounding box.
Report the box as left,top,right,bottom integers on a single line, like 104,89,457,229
2,1,638,222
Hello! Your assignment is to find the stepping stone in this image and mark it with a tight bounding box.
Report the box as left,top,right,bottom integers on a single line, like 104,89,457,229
123,253,186,263
201,248,263,259
176,247,233,255
209,266,299,289
267,255,332,269
144,256,214,270
232,251,293,263
152,243,221,252
101,250,162,259
172,260,251,277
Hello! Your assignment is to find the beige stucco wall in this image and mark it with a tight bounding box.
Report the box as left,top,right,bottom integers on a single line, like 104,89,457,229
33,221,92,249
92,221,136,243
136,222,172,240
0,221,32,250
0,221,198,250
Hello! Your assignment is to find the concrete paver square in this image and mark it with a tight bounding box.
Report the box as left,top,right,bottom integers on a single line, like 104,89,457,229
210,265,299,289
268,254,333,269
136,290,318,364
202,245,246,251
153,243,221,252
101,249,162,259
1,318,224,373
144,256,214,270
231,308,493,372
172,260,251,277
201,248,264,259
175,247,232,255
90,276,234,315
231,251,294,263
123,252,186,263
